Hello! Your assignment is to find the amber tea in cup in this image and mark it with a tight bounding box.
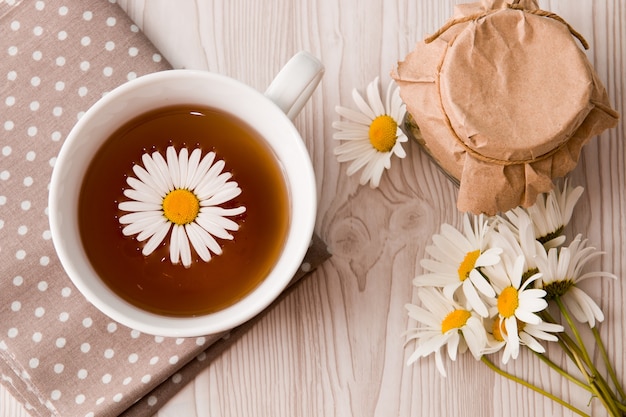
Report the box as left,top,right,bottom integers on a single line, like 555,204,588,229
78,104,290,317
50,53,323,337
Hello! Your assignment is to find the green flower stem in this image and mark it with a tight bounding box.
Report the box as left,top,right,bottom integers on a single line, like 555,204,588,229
540,310,582,365
555,297,622,417
533,351,591,393
480,356,590,417
591,326,626,400
554,297,594,369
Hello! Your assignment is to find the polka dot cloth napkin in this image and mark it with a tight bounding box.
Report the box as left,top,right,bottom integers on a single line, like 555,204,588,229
0,1,330,416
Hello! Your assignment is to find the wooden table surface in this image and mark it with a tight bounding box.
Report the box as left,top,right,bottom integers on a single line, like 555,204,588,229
0,1,621,416
121,1,624,416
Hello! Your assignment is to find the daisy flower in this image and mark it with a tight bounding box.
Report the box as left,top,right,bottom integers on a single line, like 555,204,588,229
414,213,502,317
503,180,584,249
488,255,549,364
118,146,246,268
333,76,407,188
533,234,617,328
405,287,487,377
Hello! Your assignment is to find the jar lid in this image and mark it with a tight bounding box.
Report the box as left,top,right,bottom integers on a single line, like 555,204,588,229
392,0,619,215
440,9,592,163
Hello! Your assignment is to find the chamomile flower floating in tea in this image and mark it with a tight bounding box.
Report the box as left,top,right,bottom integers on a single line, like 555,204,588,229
118,146,246,268
332,77,407,188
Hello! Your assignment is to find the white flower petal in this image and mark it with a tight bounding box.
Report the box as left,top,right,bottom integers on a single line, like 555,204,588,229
188,151,216,191
136,216,169,242
462,279,488,317
150,150,175,192
351,87,376,120
123,188,162,205
196,211,239,238
132,164,167,197
390,87,406,122
200,184,242,207
384,81,394,116
333,131,370,140
446,332,460,361
194,162,228,197
335,105,373,125
177,147,189,188
331,121,370,134
185,222,212,262
434,351,447,377
462,317,487,359
567,287,604,327
169,224,181,265
413,272,456,287
392,135,407,158
359,156,386,187
170,224,192,267
140,153,168,193
334,140,373,157
141,222,171,255
523,326,560,342
519,331,546,353
118,201,162,212
119,210,163,225
366,77,385,116
122,218,156,236
504,318,519,357
345,149,378,177
468,269,496,297
514,309,542,325
183,148,202,189
166,146,181,188
178,230,192,268
476,247,503,267
126,177,163,202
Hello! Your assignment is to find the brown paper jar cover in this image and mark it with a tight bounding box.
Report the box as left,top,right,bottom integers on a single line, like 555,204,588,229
392,0,619,215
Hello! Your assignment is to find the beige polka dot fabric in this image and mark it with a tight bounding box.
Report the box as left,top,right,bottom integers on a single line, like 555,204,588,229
0,1,329,416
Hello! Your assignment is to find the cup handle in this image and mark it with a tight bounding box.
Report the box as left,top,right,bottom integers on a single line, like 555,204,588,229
264,51,325,120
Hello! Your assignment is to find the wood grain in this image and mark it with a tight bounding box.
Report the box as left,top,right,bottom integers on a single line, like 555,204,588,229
118,1,625,416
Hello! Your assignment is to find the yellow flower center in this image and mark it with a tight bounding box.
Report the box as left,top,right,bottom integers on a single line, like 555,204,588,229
458,250,481,282
441,309,471,334
497,286,519,318
368,115,398,152
162,189,200,225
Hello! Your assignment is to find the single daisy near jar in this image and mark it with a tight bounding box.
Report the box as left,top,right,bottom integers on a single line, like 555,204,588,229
332,76,408,188
118,145,246,268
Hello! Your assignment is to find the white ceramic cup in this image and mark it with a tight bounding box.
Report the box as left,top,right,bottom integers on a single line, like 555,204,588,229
49,51,324,337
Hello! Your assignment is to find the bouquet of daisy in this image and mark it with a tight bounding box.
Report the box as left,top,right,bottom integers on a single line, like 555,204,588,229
331,78,624,415
404,181,625,416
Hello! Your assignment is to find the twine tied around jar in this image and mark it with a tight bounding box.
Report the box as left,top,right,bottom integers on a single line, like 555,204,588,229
424,2,589,50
